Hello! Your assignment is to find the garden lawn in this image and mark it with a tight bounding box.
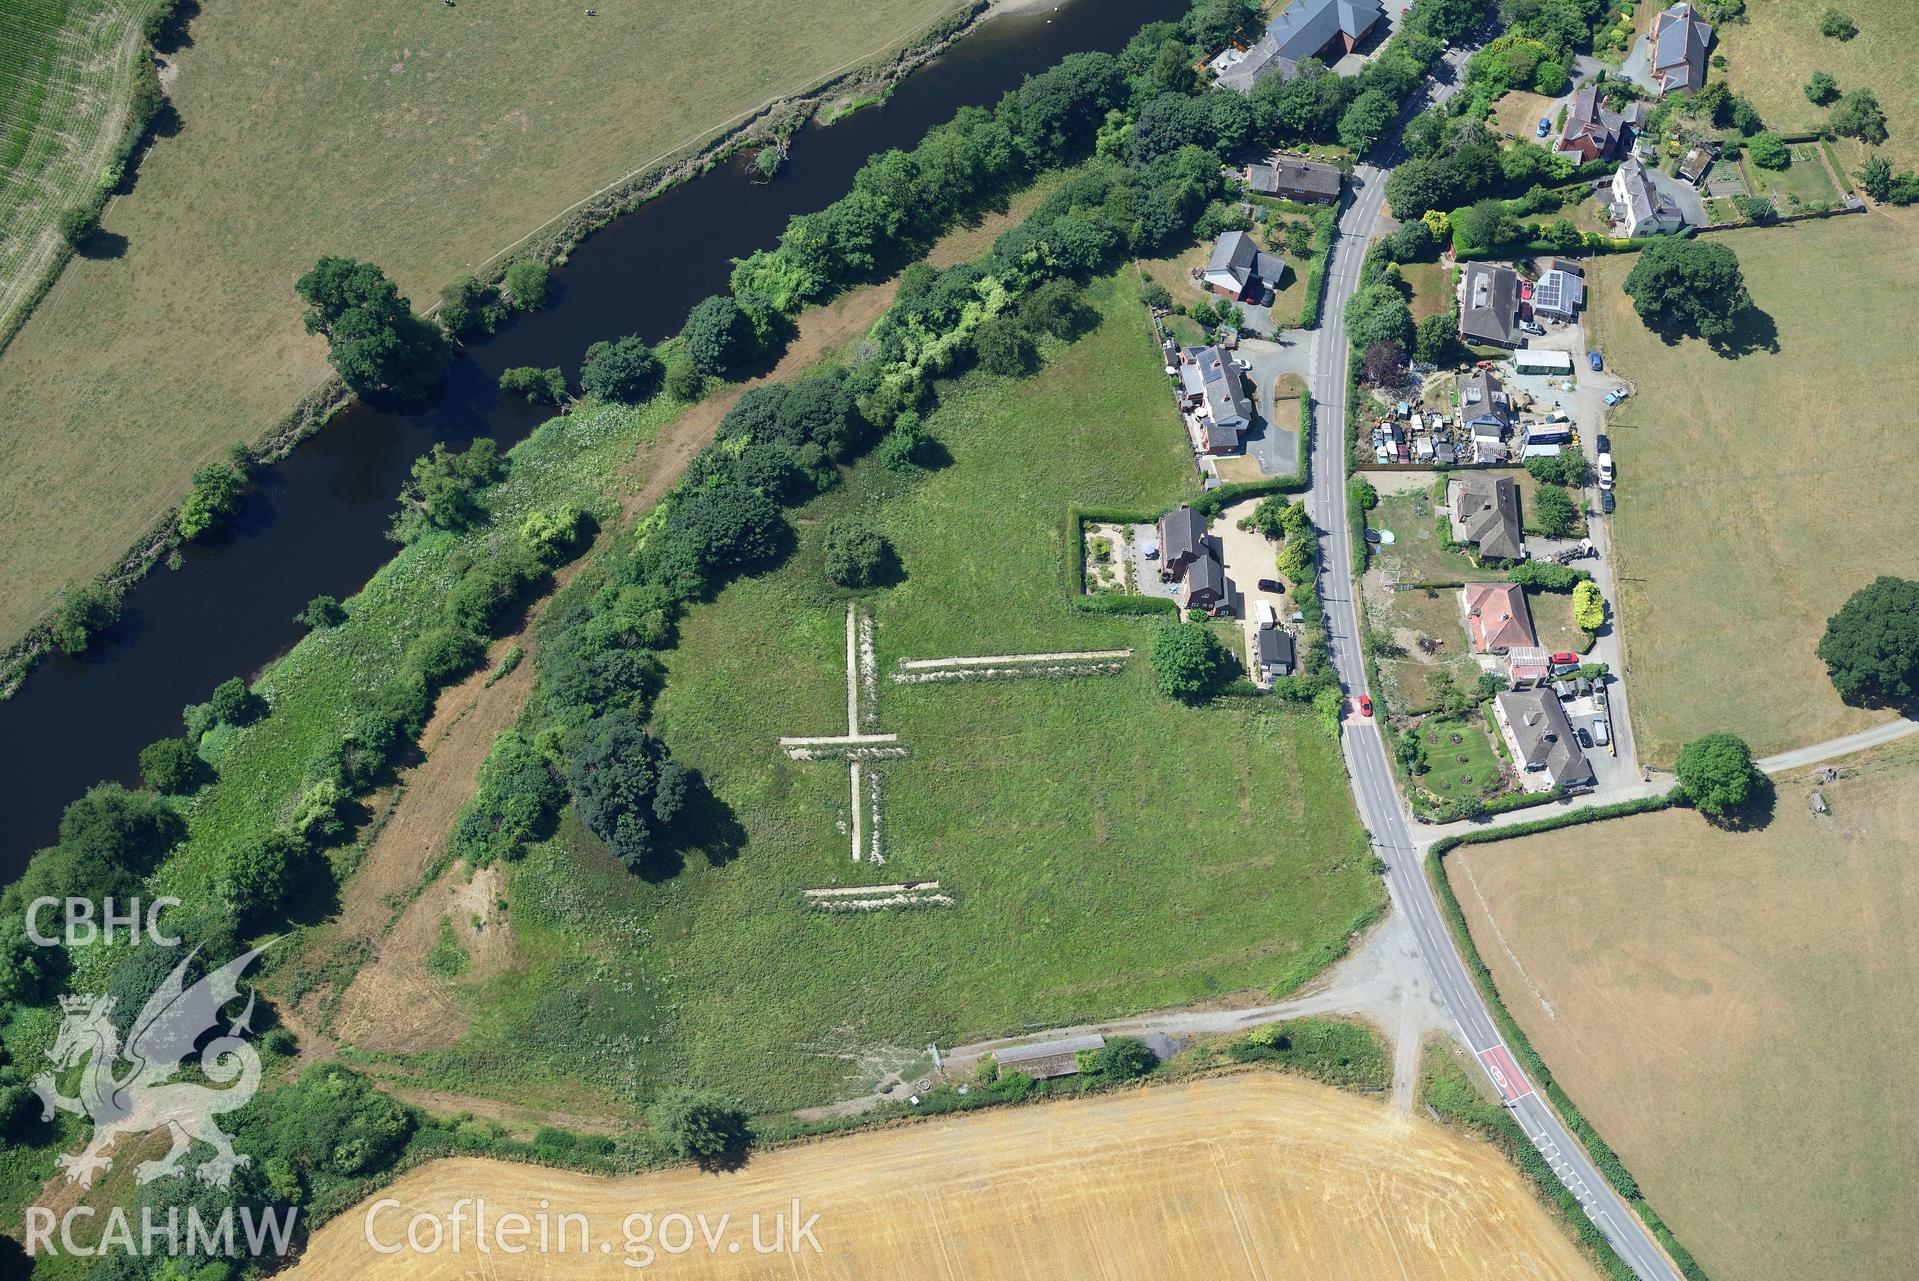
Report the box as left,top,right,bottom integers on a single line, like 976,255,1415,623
1446,738,1919,1281
1400,260,1453,324
1367,486,1505,586
1410,713,1506,804
1739,143,1843,212
0,0,968,646
416,274,1385,1113
1588,215,1919,763
1722,0,1919,173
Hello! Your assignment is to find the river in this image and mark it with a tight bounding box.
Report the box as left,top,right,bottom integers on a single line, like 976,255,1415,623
0,0,1179,883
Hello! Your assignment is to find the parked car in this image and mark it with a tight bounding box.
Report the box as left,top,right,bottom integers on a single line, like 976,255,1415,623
1357,694,1373,717
1601,489,1615,514
1257,577,1284,593
1604,386,1630,406
1591,718,1611,747
1536,116,1551,137
1576,727,1594,748
1549,652,1580,674
1595,432,1611,454
1597,450,1615,489
1588,349,1603,371
1518,320,1545,336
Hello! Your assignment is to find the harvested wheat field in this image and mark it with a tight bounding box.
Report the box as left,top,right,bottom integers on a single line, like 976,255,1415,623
1447,740,1919,1281
286,1074,1598,1280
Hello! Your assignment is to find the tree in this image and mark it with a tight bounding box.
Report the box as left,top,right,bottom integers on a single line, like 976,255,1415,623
1818,7,1857,40
1805,71,1838,104
51,580,123,654
58,205,100,247
1089,1036,1159,1080
218,832,303,929
1816,576,1919,705
1337,89,1397,153
667,482,788,574
208,676,261,726
1747,132,1789,169
681,294,753,377
1534,60,1567,95
1856,154,1893,201
499,365,567,403
1728,95,1764,136
971,315,1037,375
565,709,688,870
294,256,448,399
300,595,346,628
1150,622,1230,702
1343,282,1413,351
1455,198,1518,251
397,438,504,535
179,462,246,540
1572,578,1605,631
502,259,550,310
1531,485,1579,539
437,274,501,338
647,1087,748,1163
1830,88,1888,144
821,518,895,588
1385,157,1455,219
138,738,202,794
1525,450,1587,486
1673,733,1762,820
1362,340,1406,386
1413,312,1461,365
1621,238,1753,341
580,335,663,403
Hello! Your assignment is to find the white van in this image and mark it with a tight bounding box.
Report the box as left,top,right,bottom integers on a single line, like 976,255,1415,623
1597,450,1615,490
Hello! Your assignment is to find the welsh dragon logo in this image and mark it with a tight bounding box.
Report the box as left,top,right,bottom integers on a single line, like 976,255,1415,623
33,945,270,1190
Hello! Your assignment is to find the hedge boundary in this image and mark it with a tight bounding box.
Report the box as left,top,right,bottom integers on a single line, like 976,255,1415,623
1426,793,1714,1281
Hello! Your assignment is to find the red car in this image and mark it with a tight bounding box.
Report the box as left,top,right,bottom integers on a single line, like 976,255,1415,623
1358,695,1373,717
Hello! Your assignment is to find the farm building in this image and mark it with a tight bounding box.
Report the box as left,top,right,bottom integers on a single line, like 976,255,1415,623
1245,154,1342,203
995,1034,1107,1080
1513,349,1574,375
1203,231,1286,302
1458,263,1520,348
1463,582,1538,654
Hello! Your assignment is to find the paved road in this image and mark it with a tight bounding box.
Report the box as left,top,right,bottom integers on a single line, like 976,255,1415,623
1304,66,1683,1280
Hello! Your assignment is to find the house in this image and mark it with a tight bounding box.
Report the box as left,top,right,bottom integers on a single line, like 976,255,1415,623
1557,84,1640,162
1212,36,1298,95
1448,474,1525,562
1202,230,1286,302
1246,154,1342,204
1180,550,1232,612
1267,0,1386,63
1180,345,1254,453
1463,582,1538,654
1649,2,1712,96
1460,368,1513,437
1612,158,1687,237
994,1034,1106,1080
1255,626,1296,680
1532,268,1585,322
1505,645,1551,688
1157,505,1209,579
1495,688,1597,791
1458,262,1520,348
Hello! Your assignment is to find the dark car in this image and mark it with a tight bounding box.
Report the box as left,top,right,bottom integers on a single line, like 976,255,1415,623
1257,578,1284,593
1595,432,1610,454
1601,489,1615,514
1576,727,1594,749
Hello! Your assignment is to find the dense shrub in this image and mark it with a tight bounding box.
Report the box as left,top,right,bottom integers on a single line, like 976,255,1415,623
580,335,663,403
1150,621,1231,701
138,738,202,795
451,731,563,863
564,710,688,871
393,438,505,538
179,462,247,540
821,518,896,588
50,580,122,654
502,259,550,309
499,365,568,404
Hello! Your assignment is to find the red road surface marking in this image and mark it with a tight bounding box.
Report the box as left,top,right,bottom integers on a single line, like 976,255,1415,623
1478,1044,1534,1103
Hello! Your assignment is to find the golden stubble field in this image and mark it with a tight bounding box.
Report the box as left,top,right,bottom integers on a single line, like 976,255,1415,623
0,0,964,645
283,1074,1601,1280
1589,213,1919,762
1448,741,1919,1281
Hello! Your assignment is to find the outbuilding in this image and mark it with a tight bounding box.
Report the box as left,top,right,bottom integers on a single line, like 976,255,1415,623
1513,349,1574,375
994,1034,1107,1080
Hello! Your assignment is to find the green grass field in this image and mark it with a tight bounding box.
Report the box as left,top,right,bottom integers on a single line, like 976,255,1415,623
1739,141,1843,212
1723,0,1919,173
407,275,1385,1114
1448,739,1919,1281
0,0,145,338
0,0,968,647
1589,215,1919,762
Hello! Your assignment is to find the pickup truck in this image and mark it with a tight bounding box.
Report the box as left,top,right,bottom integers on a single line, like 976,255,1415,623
1604,386,1630,406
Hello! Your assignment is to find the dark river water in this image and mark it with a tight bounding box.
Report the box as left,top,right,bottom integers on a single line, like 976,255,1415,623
0,0,1180,884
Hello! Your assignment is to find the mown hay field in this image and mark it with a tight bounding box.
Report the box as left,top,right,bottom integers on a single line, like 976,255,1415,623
396,275,1384,1114
1588,215,1919,763
0,0,967,645
1447,739,1919,1281
283,1074,1602,1281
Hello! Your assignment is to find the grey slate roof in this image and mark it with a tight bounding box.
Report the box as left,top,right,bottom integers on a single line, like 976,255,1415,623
1651,2,1712,94
1185,551,1226,601
1449,474,1524,562
1267,0,1386,61
1256,627,1296,674
1206,231,1286,292
1159,505,1207,570
1559,84,1639,159
1214,34,1297,95
1616,158,1686,231
1497,688,1596,790
1458,262,1519,347
1250,155,1342,200
1193,345,1252,438
1460,368,1512,427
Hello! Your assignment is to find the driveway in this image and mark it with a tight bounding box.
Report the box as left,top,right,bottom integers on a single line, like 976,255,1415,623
1213,497,1290,677
1618,34,1657,93
1237,334,1315,476
1648,165,1707,226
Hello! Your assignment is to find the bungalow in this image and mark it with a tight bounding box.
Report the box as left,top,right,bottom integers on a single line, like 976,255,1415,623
1202,230,1286,303
1213,0,1385,92
1245,154,1343,204
1460,367,1512,437
1494,688,1596,791
1447,474,1525,562
1557,84,1640,163
1255,625,1296,681
1649,2,1712,96
995,1034,1106,1080
1532,268,1585,322
1179,345,1254,453
1458,262,1520,349
1463,582,1538,654
1612,158,1687,237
